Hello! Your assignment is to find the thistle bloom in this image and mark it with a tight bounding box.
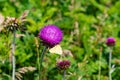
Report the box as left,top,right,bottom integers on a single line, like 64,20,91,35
106,37,115,47
57,60,70,70
38,25,63,47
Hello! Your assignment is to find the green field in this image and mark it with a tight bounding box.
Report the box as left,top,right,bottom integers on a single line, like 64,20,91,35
0,0,120,80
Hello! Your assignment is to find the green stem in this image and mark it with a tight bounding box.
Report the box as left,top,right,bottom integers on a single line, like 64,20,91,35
63,70,66,80
98,48,102,80
37,46,40,80
109,47,112,80
12,30,16,80
39,46,47,80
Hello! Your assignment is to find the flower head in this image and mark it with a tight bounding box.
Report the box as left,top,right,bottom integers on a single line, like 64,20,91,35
3,17,19,32
38,25,63,47
57,60,70,70
106,37,115,47
1,10,29,32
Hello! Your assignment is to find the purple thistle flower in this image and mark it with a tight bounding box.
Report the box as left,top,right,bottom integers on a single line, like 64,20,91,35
39,25,63,47
106,37,115,47
57,60,70,70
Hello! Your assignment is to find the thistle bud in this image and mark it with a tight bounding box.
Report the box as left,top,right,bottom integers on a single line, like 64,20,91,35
57,60,70,70
106,37,115,47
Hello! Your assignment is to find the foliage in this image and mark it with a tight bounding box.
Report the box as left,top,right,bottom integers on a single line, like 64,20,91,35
0,0,120,80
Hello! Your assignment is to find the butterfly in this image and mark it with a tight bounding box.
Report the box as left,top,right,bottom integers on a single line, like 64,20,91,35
49,44,63,55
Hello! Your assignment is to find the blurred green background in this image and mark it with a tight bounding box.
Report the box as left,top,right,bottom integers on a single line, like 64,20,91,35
0,0,120,80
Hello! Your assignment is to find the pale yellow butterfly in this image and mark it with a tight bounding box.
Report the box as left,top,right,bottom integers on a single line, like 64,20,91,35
49,44,63,55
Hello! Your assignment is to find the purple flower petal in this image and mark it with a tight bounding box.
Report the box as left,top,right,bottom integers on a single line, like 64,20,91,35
39,25,63,47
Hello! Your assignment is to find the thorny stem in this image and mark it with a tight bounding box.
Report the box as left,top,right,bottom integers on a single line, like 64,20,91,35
63,70,66,80
12,30,16,80
39,46,47,80
109,47,113,80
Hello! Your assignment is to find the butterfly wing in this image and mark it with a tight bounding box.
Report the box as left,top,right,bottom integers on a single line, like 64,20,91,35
49,45,63,55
